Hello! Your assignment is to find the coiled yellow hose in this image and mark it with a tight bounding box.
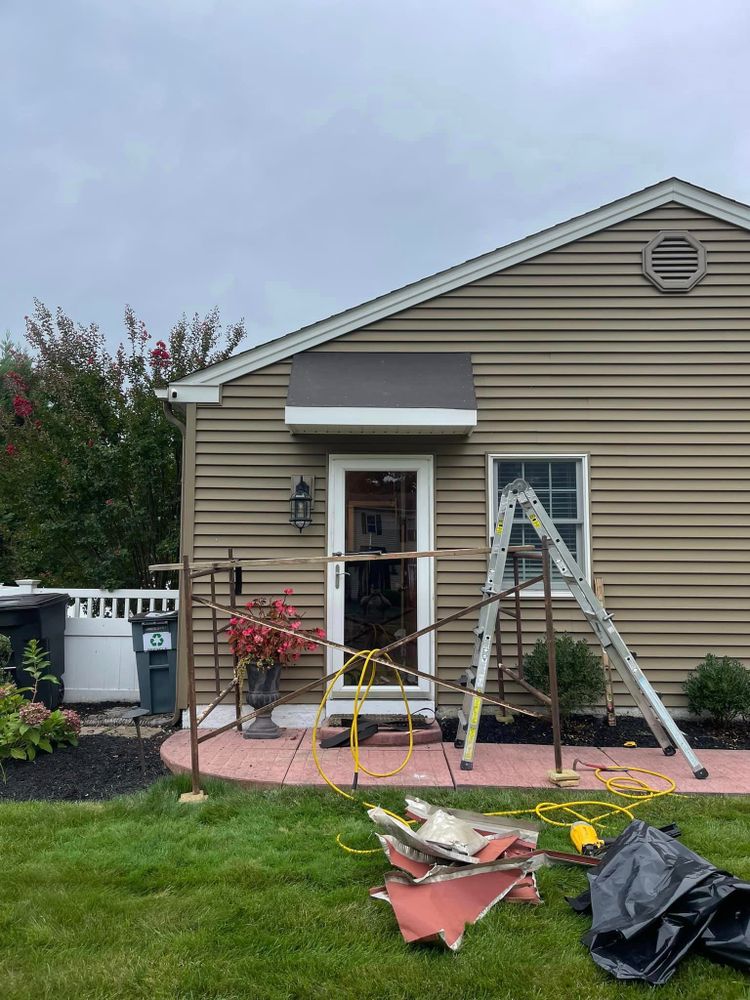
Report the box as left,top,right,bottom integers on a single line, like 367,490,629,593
484,766,677,831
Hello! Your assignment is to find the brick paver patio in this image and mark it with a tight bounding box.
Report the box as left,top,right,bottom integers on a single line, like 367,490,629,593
161,728,750,793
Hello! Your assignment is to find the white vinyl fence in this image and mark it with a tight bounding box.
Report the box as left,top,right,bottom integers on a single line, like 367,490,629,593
0,581,178,703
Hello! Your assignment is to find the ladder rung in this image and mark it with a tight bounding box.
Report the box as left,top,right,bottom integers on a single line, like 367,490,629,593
583,609,614,624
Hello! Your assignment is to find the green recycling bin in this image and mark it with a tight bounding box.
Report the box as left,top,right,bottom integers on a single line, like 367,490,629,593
130,610,179,714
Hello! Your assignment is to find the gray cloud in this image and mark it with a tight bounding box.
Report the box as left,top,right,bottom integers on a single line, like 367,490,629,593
2,0,749,349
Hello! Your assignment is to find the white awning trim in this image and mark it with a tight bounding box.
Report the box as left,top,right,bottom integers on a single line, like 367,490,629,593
284,405,477,435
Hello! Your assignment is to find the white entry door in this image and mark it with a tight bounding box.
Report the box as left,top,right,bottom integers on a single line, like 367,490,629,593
326,455,434,714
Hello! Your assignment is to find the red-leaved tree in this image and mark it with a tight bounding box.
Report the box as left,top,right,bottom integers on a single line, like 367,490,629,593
0,302,244,587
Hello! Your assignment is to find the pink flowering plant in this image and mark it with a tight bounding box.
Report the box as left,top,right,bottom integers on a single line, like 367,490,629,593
0,638,80,766
226,589,325,670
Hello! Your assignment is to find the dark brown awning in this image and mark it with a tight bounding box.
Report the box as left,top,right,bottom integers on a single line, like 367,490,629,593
285,352,476,434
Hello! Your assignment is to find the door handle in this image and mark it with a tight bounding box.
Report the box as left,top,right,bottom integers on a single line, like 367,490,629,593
335,564,350,589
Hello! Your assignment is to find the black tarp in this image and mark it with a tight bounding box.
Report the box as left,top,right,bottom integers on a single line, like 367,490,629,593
568,819,750,985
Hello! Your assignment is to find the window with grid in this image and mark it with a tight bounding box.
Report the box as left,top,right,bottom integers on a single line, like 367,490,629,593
492,457,587,592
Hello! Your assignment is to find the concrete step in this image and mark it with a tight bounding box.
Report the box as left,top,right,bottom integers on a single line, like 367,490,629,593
318,716,443,747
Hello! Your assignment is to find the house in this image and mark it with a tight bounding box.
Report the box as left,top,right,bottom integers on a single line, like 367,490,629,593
158,177,750,727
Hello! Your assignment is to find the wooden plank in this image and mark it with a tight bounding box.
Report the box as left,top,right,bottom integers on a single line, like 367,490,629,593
150,545,491,574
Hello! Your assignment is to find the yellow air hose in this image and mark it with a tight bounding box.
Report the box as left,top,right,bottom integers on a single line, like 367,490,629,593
311,652,677,852
311,649,420,852
483,765,677,832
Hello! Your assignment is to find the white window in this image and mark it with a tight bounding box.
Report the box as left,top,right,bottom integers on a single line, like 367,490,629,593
490,455,590,595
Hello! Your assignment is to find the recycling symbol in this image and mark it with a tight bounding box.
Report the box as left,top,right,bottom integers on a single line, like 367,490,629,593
149,632,164,648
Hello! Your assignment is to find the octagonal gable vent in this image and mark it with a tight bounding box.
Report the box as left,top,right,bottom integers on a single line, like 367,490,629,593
643,230,707,292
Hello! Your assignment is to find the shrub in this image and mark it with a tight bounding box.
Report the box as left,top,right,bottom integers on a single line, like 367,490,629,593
523,633,605,716
0,686,79,762
683,654,750,727
0,639,79,764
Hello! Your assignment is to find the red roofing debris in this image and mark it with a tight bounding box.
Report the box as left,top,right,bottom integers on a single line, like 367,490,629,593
368,797,597,950
371,867,529,949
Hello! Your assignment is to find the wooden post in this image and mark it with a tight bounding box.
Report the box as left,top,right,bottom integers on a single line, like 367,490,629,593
179,554,206,802
209,569,221,696
513,554,524,678
494,616,506,706
541,540,563,775
595,577,617,726
228,547,243,733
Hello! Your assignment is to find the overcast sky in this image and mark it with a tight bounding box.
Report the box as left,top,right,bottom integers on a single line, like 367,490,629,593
3,1,750,352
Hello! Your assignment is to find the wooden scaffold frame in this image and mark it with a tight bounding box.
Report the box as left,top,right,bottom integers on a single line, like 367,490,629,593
156,542,566,797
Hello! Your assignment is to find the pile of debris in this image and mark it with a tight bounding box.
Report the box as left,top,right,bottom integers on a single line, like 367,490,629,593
367,801,750,983
367,797,596,950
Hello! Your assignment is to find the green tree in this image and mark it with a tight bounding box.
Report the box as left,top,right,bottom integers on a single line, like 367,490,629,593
0,302,244,588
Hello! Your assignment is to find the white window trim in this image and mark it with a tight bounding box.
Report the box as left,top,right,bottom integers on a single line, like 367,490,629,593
486,453,591,598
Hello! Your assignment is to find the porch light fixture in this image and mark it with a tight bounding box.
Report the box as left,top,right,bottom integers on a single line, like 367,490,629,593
289,475,314,532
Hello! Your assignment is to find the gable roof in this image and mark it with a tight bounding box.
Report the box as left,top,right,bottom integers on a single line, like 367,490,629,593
164,177,750,402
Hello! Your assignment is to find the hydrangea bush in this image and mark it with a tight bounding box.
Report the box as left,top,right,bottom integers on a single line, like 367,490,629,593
0,637,80,764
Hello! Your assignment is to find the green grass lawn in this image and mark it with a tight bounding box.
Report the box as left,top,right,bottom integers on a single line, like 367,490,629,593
1,777,748,1000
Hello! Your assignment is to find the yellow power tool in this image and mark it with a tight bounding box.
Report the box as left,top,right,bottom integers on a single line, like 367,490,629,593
570,821,605,857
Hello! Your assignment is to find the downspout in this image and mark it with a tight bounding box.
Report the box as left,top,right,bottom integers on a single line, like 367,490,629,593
162,399,186,729
162,398,185,435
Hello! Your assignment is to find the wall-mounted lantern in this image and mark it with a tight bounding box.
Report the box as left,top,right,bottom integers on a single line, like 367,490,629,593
289,475,314,532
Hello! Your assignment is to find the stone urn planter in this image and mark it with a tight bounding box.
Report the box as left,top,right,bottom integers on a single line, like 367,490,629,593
244,662,282,739
227,590,324,741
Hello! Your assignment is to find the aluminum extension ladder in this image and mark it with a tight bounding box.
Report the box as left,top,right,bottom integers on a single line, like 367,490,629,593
454,478,709,779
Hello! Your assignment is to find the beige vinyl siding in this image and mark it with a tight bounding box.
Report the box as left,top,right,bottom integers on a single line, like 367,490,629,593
188,202,750,710
189,372,329,701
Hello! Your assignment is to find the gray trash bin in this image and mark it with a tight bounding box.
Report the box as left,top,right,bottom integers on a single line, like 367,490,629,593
0,592,69,708
130,610,179,714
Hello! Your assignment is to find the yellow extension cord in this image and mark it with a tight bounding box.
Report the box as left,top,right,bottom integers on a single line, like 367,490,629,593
311,649,677,854
311,649,416,852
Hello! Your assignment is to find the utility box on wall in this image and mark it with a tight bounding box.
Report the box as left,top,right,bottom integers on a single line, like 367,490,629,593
129,610,179,714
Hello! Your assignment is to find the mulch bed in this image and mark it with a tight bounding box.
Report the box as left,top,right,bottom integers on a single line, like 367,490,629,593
0,732,170,802
439,712,750,751
3,706,745,804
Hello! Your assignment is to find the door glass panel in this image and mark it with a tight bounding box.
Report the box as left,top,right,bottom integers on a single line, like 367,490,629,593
342,469,418,686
